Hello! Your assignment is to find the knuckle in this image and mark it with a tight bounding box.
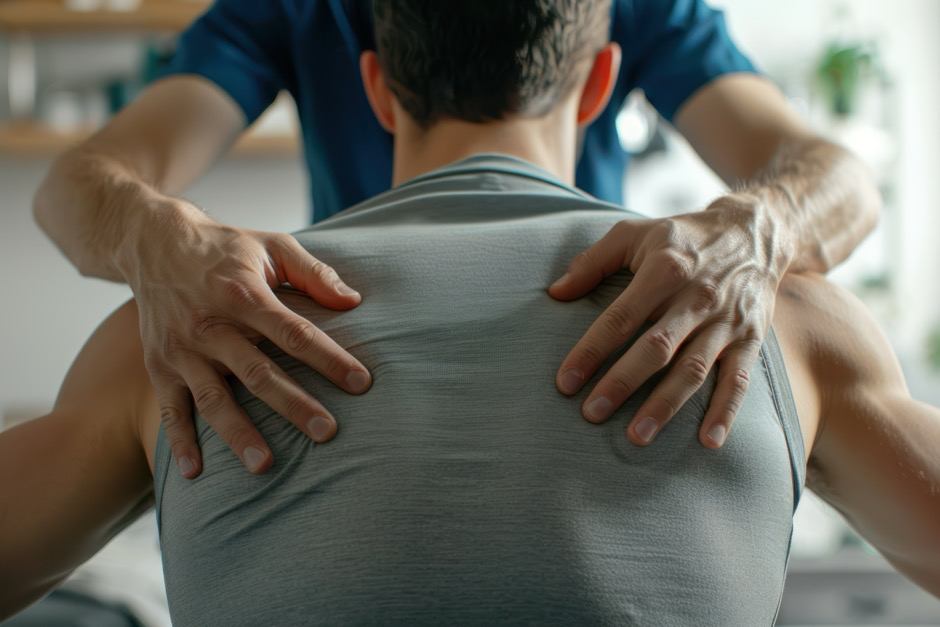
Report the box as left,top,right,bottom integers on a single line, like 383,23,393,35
692,283,721,312
605,372,638,399
742,328,764,345
599,305,635,342
642,329,675,366
189,310,225,343
221,279,261,312
242,359,279,396
283,390,313,424
729,367,751,390
159,404,189,430
723,369,751,411
680,354,711,387
308,257,334,281
192,384,229,417
574,342,608,369
651,219,676,242
158,331,191,361
144,351,173,378
573,248,597,271
279,317,320,354
659,252,692,284
226,424,260,454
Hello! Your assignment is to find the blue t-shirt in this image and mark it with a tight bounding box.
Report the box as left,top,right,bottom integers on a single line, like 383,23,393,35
164,0,756,222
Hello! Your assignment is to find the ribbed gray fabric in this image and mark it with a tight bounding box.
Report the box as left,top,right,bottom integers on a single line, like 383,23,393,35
154,155,805,626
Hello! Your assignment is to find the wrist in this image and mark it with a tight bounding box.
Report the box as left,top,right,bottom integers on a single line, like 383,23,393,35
113,194,206,288
707,191,798,279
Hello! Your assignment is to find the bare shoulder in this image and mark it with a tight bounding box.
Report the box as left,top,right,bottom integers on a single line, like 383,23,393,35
773,272,905,393
773,277,940,593
56,299,158,464
771,272,907,459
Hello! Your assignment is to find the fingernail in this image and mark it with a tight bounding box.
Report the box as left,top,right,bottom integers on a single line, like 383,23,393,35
585,396,613,422
244,446,266,471
635,417,659,444
334,281,360,297
178,456,196,477
346,370,371,393
707,424,727,446
559,368,583,395
307,416,333,442
551,272,571,289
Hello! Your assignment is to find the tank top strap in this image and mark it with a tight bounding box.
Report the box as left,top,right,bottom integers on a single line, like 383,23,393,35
760,327,806,513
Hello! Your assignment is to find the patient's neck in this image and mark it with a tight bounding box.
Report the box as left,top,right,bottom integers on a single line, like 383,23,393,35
390,102,579,187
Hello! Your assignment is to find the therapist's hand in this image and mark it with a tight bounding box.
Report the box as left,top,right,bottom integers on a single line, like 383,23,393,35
549,194,794,448
120,200,371,478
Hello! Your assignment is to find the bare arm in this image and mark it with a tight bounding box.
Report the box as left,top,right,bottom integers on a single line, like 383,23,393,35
553,73,881,449
32,76,371,478
33,76,245,281
774,274,940,596
0,302,155,619
676,73,882,273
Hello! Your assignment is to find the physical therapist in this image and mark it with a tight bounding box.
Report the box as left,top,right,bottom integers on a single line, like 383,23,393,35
33,0,881,477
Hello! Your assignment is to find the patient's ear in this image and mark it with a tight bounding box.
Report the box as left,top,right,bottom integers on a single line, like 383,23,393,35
577,42,622,127
360,50,396,133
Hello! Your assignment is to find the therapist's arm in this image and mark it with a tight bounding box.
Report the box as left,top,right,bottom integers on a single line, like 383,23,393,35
552,74,881,448
33,76,371,478
677,73,880,273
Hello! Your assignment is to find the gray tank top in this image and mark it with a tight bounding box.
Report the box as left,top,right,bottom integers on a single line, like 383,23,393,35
154,155,805,626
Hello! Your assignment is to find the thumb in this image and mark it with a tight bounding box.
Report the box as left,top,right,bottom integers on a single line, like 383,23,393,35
272,235,362,311
549,219,639,301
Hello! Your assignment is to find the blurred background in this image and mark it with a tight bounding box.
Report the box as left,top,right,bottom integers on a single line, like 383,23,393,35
0,0,938,624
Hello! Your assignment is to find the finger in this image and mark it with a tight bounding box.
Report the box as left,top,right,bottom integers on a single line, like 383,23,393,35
220,334,338,443
152,376,203,479
270,235,361,311
243,286,372,395
623,328,729,447
555,262,680,396
549,219,645,301
697,339,762,449
176,357,274,474
580,304,701,424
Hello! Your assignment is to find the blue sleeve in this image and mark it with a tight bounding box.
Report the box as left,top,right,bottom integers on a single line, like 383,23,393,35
161,0,294,125
621,0,758,122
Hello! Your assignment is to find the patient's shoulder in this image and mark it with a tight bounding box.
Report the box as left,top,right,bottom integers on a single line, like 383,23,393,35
772,273,907,458
774,273,903,388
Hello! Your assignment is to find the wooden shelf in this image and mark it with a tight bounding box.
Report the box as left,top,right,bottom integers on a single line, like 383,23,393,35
0,122,300,158
0,1,208,33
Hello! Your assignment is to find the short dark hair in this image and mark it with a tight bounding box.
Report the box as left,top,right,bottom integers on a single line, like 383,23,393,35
372,0,611,128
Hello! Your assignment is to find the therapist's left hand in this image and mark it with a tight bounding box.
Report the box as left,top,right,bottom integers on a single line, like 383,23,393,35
549,193,795,448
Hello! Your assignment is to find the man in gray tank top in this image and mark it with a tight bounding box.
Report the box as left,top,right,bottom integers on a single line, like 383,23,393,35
154,154,805,624
2,0,940,624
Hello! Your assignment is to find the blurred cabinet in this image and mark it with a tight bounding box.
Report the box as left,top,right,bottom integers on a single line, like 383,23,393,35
0,0,299,158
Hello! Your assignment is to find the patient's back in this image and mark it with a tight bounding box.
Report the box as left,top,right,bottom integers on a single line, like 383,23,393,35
154,156,804,625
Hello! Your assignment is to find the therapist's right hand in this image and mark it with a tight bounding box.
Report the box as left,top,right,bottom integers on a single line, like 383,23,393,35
122,200,371,479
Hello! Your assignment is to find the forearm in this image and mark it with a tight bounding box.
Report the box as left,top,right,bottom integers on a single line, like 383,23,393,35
33,146,172,282
32,76,244,283
0,413,153,619
735,136,882,274
812,393,940,597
